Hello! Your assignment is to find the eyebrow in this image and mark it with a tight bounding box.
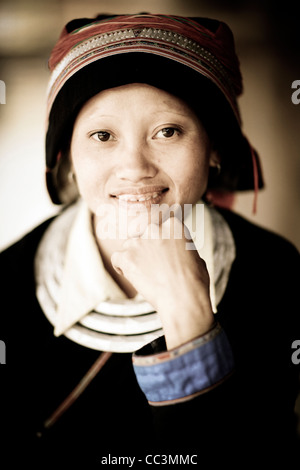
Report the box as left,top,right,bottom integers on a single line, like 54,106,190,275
86,110,190,122
83,113,121,124
87,114,116,119
148,110,190,117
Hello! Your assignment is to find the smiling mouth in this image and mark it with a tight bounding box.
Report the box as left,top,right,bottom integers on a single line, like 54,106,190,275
111,188,169,203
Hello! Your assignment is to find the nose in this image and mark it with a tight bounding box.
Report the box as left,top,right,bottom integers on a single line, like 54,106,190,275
114,143,158,182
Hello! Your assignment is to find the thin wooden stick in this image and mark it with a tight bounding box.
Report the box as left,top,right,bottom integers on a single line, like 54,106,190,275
43,351,112,430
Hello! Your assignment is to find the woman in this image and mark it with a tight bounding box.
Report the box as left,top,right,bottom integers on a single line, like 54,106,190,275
1,13,299,465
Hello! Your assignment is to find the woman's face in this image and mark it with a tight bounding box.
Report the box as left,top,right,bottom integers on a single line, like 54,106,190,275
71,83,217,235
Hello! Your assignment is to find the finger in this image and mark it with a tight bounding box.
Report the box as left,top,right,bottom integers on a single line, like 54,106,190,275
111,251,124,276
141,223,160,240
161,216,186,240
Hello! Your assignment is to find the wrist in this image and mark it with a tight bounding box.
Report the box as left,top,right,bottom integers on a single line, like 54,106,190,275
157,299,215,350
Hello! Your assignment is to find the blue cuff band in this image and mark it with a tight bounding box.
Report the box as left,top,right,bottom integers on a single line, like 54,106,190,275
132,323,234,404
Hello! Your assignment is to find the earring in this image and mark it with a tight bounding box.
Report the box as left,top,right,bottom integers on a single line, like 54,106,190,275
210,163,221,175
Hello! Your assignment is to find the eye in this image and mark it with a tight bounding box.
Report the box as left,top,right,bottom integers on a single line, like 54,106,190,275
91,131,112,142
155,127,180,139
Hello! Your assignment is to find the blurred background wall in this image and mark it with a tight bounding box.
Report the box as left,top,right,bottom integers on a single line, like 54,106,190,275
0,0,299,251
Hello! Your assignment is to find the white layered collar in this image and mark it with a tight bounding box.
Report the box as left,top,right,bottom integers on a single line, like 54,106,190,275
35,200,235,352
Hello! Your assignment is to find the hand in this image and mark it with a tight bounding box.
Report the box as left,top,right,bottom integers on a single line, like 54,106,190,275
111,217,215,349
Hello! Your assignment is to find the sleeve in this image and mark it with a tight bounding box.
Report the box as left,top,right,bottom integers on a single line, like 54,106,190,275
132,322,234,405
132,322,241,456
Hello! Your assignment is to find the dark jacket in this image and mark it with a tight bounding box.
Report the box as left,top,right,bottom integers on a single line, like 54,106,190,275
0,208,299,466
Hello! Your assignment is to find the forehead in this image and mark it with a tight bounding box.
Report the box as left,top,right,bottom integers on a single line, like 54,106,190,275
76,83,197,121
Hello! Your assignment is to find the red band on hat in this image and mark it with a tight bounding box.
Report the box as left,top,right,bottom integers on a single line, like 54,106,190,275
47,14,243,124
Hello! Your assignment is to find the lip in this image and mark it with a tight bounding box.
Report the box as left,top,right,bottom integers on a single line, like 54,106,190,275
110,186,169,208
110,186,168,197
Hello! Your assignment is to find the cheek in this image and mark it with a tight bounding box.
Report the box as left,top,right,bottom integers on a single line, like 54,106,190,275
71,146,109,212
172,145,211,201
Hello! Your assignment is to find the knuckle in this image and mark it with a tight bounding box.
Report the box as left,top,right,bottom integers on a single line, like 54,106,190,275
123,237,138,249
111,251,120,266
142,223,159,239
162,216,184,238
